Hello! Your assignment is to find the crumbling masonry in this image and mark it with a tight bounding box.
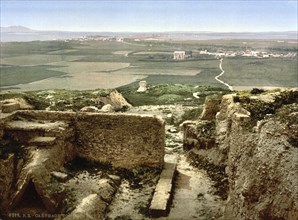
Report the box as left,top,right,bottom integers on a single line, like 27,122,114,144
0,110,165,216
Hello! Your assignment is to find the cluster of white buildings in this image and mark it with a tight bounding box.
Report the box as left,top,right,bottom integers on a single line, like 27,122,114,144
74,36,125,42
199,49,297,59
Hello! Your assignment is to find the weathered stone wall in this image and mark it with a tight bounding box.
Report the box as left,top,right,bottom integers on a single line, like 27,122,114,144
5,110,165,169
182,96,228,166
75,113,165,169
0,154,15,210
200,95,221,121
0,110,165,215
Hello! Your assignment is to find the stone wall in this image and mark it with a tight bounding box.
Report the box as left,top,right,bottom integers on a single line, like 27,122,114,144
0,154,15,210
75,113,165,169
5,110,165,169
0,110,165,214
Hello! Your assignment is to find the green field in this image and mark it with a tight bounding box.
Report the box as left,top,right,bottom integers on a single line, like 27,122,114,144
222,58,298,88
0,54,82,66
0,65,65,86
0,39,297,91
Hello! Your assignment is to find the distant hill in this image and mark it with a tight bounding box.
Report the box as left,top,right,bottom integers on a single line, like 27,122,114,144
0,25,37,33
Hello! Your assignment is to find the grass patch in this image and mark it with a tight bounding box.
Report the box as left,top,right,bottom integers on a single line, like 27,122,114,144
0,65,65,87
51,61,130,74
0,54,81,66
119,84,229,106
222,57,298,88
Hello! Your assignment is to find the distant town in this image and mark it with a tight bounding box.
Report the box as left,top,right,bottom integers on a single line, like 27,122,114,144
199,49,297,59
75,35,297,59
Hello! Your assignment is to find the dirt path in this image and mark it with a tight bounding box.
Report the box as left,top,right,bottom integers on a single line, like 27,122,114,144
215,58,234,91
157,154,224,220
106,124,225,220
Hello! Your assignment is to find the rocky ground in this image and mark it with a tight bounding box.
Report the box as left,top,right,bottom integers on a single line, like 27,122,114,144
105,104,226,220
0,85,227,219
2,87,296,219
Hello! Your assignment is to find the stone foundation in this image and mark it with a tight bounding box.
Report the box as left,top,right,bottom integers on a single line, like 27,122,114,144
0,110,165,216
2,110,165,169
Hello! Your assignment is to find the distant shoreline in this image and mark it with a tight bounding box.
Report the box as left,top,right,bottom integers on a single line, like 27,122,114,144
1,31,297,42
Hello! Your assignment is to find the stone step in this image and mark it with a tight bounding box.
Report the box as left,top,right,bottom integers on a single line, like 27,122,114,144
5,120,67,132
28,136,56,146
4,120,74,142
149,156,177,216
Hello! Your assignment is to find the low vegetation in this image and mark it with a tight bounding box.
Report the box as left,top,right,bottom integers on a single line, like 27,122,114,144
234,89,298,120
221,57,298,88
0,84,229,111
118,84,228,106
0,65,65,87
0,89,110,111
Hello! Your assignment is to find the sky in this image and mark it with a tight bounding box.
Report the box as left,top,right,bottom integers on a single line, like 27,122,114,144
1,0,297,32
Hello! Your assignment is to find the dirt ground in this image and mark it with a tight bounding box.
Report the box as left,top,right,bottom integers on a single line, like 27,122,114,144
106,110,225,220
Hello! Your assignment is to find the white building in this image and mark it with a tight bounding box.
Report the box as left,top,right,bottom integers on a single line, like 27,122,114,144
173,51,186,60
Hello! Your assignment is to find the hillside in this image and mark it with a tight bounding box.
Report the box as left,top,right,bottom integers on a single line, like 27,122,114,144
0,25,36,33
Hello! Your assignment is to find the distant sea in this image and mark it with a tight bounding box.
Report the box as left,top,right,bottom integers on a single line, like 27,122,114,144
1,31,297,42
0,31,101,42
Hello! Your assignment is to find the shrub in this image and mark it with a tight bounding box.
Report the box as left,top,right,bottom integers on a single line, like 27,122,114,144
251,88,265,95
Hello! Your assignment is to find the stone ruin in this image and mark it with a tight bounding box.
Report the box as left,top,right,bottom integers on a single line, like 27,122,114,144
137,80,147,93
0,109,165,219
182,91,298,220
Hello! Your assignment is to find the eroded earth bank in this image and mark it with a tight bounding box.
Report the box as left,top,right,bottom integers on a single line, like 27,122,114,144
0,88,297,219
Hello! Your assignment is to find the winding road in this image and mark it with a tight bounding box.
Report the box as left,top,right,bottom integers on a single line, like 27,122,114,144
215,58,234,91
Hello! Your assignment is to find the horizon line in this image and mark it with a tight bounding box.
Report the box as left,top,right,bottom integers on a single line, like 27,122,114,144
1,26,297,34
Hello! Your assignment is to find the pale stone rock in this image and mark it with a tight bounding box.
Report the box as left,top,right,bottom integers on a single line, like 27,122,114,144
101,104,114,112
98,90,132,111
80,106,99,112
51,171,68,181
137,80,147,92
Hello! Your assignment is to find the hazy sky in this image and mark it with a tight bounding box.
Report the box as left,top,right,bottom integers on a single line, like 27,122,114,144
1,0,297,32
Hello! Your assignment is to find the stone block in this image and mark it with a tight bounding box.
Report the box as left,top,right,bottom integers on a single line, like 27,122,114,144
29,136,56,146
150,158,177,216
2,102,20,113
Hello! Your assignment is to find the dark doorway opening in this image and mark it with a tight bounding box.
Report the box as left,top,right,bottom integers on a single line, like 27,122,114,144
13,180,54,220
